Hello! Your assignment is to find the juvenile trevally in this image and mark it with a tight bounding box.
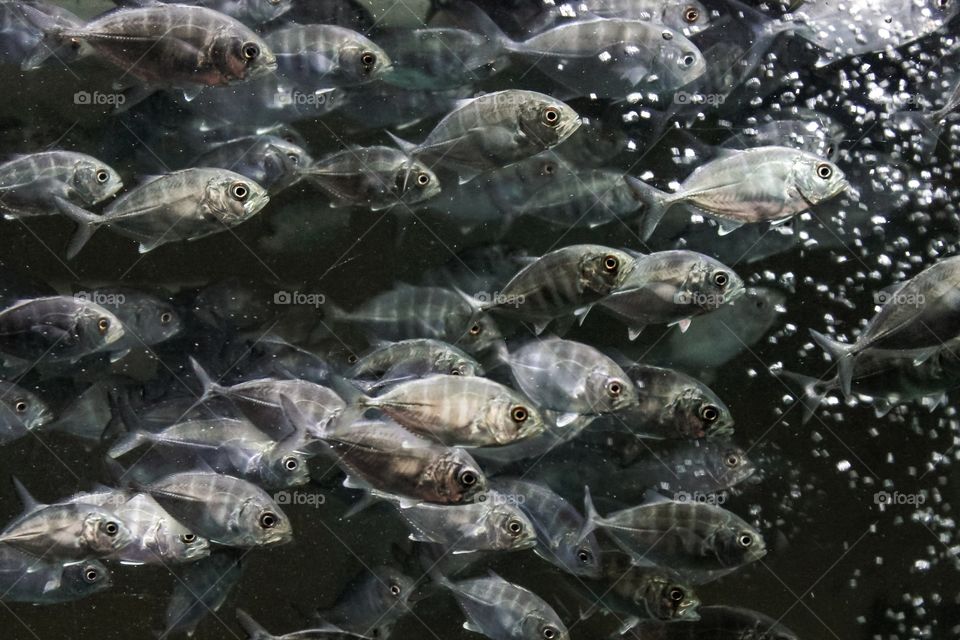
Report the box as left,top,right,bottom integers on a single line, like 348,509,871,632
84,288,183,358
111,0,292,26
644,287,786,377
490,477,602,578
0,296,124,363
581,488,766,584
237,609,375,640
347,339,484,384
391,492,537,553
109,416,311,489
312,417,487,504
0,482,132,561
191,135,312,194
812,255,960,397
264,24,391,90
58,168,270,257
58,486,211,565
433,572,569,640
568,0,712,34
507,338,637,423
304,146,440,211
164,549,243,637
326,285,503,355
0,151,122,219
0,380,52,444
0,545,111,605
481,244,636,334
390,90,580,182
612,439,755,496
377,26,507,90
125,470,292,547
783,331,960,423
22,5,277,93
616,363,735,439
627,146,847,240
622,604,799,640
580,552,700,629
314,565,417,638
333,374,545,447
599,251,744,340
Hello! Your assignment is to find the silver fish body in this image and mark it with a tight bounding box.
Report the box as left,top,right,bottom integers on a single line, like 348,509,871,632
0,151,122,219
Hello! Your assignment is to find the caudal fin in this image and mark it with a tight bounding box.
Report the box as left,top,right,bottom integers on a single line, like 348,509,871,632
235,609,272,640
778,370,833,424
54,196,103,259
624,176,673,240
577,485,602,543
809,329,856,398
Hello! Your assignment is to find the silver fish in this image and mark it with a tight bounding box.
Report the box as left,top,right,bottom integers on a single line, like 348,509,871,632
112,0,293,26
238,609,375,640
0,151,122,219
314,565,417,638
0,296,124,363
191,135,312,194
0,546,111,604
0,380,52,444
377,27,507,90
265,24,392,90
347,339,484,383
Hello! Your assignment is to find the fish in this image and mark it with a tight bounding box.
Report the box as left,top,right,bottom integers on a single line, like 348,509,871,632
82,287,183,358
506,338,638,421
389,89,580,182
627,146,848,239
432,571,569,640
580,488,766,584
0,151,122,219
332,374,545,447
0,545,111,605
0,295,125,363
58,168,270,257
314,565,417,638
237,609,375,640
600,251,745,340
481,244,637,334
611,438,755,496
164,549,244,637
264,24,392,90
111,0,293,26
191,135,312,194
0,380,52,444
304,146,441,211
489,477,602,578
391,491,537,553
622,604,800,640
22,4,278,94
377,26,507,91
346,339,484,383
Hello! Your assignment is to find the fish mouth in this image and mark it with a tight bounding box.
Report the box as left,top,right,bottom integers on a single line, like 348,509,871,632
557,116,582,141
243,192,271,216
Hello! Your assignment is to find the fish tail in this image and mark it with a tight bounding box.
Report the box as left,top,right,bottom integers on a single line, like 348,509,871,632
107,430,149,459
778,370,832,424
188,357,224,405
809,329,856,398
578,485,601,543
54,196,103,259
17,3,74,70
235,609,271,640
624,176,672,240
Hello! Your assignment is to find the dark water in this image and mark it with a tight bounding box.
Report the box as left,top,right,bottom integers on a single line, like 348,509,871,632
0,0,959,639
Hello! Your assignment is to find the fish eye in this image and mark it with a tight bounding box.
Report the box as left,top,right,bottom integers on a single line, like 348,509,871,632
506,518,524,535
347,354,359,364
450,367,463,375
180,533,198,543
683,6,700,22
725,453,741,467
242,42,260,60
360,52,377,68
283,456,299,471
510,406,529,423
542,162,556,175
606,380,623,397
816,163,833,179
14,399,27,413
458,469,478,487
826,144,835,156
97,317,110,334
160,311,173,325
416,172,431,187
699,404,719,422
577,548,592,563
287,153,300,165
389,582,402,597
468,322,482,336
603,255,620,273
542,626,557,640
103,521,119,536
231,182,250,201
680,53,696,67
737,532,753,548
96,170,109,183
541,106,561,127
669,587,685,602
713,271,729,287
259,512,278,529
83,567,99,583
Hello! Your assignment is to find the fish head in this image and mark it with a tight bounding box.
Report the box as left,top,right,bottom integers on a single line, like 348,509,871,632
580,247,637,296
1,388,53,431
519,610,569,640
264,138,313,188
670,383,735,439
585,366,638,414
338,38,393,84
715,524,767,568
705,443,756,488
559,530,603,578
792,154,848,205
221,30,277,81
260,449,312,489
680,255,745,312
209,173,271,224
485,501,537,550
517,96,581,149
657,31,707,87
648,576,700,621
61,560,112,598
441,451,487,503
368,566,417,610
147,300,184,344
154,518,212,563
72,159,123,206
436,348,483,377
82,508,133,554
489,393,545,443
239,497,293,546
457,313,504,355
394,160,442,205
78,303,125,349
